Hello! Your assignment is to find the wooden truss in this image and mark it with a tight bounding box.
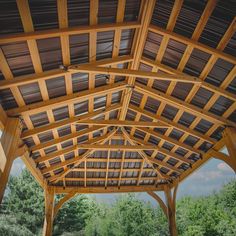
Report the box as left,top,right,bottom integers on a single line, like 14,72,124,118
0,0,235,235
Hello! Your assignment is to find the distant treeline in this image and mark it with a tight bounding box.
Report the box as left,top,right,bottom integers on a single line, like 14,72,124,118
0,169,235,236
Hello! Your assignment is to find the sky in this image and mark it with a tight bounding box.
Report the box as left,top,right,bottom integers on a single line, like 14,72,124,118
9,147,236,206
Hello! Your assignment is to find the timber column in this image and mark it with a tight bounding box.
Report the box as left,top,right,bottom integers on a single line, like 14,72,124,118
164,184,178,236
43,186,55,236
0,118,22,204
147,183,178,236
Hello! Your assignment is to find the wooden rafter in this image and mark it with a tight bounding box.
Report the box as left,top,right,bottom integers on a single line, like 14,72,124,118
7,82,127,116
48,128,118,182
0,0,235,202
0,22,140,45
76,119,170,128
68,65,201,83
21,104,121,139
0,56,133,90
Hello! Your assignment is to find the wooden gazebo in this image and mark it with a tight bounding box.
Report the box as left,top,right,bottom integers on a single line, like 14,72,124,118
0,0,235,235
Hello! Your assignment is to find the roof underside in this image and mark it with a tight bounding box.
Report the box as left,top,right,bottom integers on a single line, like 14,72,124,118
0,0,235,193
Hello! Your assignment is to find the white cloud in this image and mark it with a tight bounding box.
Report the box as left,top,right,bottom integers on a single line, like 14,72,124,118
190,170,223,182
217,162,232,172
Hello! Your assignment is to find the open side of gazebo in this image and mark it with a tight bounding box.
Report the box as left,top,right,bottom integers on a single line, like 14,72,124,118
0,1,235,235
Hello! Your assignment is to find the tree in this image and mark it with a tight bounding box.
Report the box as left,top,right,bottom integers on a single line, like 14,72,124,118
3,168,44,235
85,194,166,236
53,195,100,236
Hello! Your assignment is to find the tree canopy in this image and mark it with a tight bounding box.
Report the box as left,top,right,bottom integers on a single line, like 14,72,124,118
0,168,235,236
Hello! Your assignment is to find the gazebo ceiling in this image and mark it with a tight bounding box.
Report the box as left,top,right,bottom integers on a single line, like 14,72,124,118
0,0,235,194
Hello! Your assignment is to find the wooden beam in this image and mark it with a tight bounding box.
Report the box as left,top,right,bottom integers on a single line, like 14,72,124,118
164,184,178,236
65,176,158,182
147,191,167,217
129,104,215,144
35,129,116,164
0,22,140,45
42,186,55,236
47,128,118,181
128,133,192,165
0,105,7,131
53,191,76,219
30,126,106,152
75,144,169,151
68,65,201,83
119,0,156,120
166,0,217,95
76,119,170,128
72,167,154,173
7,82,127,116
222,127,236,172
149,23,236,65
137,127,202,155
135,82,236,128
54,185,164,194
105,140,111,188
141,57,236,103
0,118,22,203
21,103,121,139
122,128,178,175
118,140,127,186
103,0,126,136
0,56,133,90
173,137,226,185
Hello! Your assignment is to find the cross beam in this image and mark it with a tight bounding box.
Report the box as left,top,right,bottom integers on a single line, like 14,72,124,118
76,119,170,128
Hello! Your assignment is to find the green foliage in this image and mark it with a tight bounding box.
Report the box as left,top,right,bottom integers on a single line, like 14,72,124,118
0,168,235,236
0,214,34,236
177,180,236,236
3,168,44,235
53,195,99,235
84,194,168,236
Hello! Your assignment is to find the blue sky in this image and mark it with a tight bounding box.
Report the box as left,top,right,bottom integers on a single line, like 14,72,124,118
10,146,236,206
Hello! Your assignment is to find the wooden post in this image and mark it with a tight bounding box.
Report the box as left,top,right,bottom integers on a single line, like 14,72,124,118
223,127,236,172
0,118,22,203
147,183,178,236
42,186,55,236
164,184,178,236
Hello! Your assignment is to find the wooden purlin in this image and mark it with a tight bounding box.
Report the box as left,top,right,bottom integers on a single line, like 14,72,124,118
21,104,121,139
57,0,76,162
30,126,106,153
0,22,140,45
134,82,236,128
127,138,182,175
166,0,217,95
118,140,127,187
16,0,53,172
119,0,156,120
128,104,215,144
104,0,126,136
143,13,236,165
149,23,236,65
0,55,133,89
7,82,127,116
141,57,236,103
48,128,118,182
122,128,172,177
105,140,111,188
128,0,184,179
